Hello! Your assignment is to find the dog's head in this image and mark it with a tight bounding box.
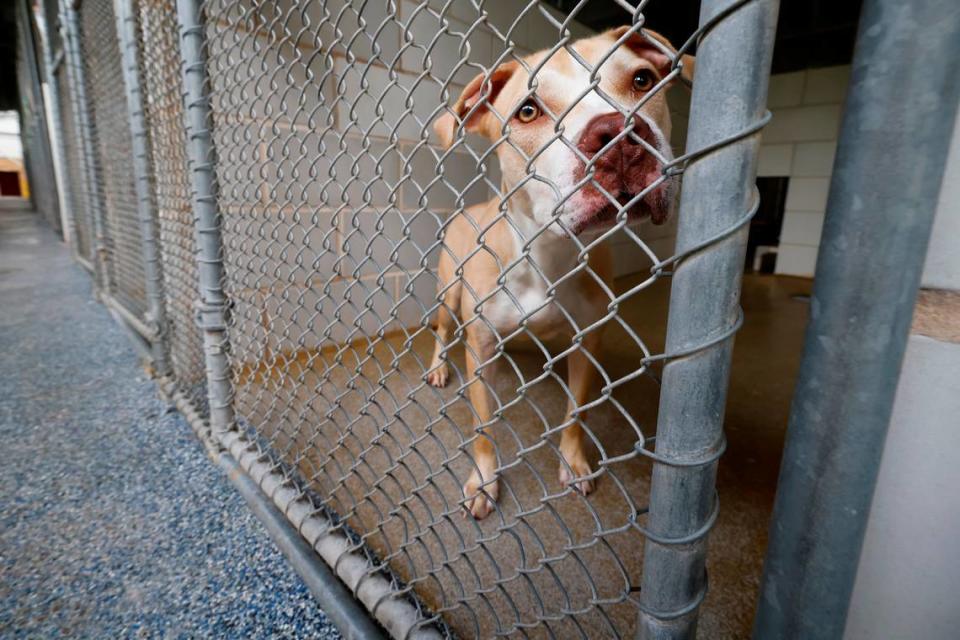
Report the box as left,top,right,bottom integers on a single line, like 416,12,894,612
435,26,693,236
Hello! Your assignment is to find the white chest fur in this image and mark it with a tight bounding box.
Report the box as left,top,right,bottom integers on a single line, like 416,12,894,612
481,224,602,341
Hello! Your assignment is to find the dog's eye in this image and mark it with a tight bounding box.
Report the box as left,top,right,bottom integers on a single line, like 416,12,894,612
516,100,541,123
632,69,656,92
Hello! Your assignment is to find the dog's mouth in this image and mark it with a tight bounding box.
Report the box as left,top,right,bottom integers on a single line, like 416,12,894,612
567,182,671,236
566,115,674,237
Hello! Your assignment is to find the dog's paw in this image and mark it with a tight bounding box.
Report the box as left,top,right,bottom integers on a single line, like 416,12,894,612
462,468,499,519
558,454,595,496
426,362,449,388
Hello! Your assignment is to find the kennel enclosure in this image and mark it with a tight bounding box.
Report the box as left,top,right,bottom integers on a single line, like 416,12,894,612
27,0,959,637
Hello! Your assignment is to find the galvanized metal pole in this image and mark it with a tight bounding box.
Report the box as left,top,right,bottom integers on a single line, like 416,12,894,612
61,0,111,294
637,0,779,637
16,0,61,232
753,1,960,638
176,0,235,435
34,0,76,248
113,0,171,377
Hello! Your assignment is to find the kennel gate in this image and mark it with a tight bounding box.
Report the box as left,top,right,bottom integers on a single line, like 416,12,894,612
52,0,779,637
56,0,165,345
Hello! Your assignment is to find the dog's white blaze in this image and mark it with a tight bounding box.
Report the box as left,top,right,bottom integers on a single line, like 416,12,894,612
482,212,603,338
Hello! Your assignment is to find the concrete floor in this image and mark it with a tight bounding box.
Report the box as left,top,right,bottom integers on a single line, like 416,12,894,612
0,208,340,638
0,203,811,638
231,258,812,637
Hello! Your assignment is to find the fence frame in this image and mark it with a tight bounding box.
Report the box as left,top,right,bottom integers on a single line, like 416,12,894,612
171,2,439,636
174,0,234,437
753,0,960,637
34,0,77,250
113,0,171,376
61,0,110,292
15,0,61,233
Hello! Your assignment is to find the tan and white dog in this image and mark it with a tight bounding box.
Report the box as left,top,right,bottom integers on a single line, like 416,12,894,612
427,27,693,519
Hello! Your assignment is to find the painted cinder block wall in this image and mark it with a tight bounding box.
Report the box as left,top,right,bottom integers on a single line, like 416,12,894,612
756,65,850,277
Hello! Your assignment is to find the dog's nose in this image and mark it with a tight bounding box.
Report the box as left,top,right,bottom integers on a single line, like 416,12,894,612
577,112,652,167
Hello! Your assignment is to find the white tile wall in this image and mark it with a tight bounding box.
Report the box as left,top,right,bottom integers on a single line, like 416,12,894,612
785,177,830,213
400,2,496,86
260,125,333,208
400,142,498,212
780,210,825,247
757,143,793,176
792,141,837,177
269,0,403,63
211,10,858,352
395,267,443,330
763,65,851,277
922,115,960,291
766,71,805,108
803,66,851,105
210,8,713,348
776,244,819,277
339,207,445,277
762,104,843,143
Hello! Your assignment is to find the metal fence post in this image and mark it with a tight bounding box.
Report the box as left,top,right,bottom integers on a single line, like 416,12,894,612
753,1,960,637
114,0,171,377
61,0,111,294
175,0,235,435
35,1,77,249
16,0,60,231
636,1,779,637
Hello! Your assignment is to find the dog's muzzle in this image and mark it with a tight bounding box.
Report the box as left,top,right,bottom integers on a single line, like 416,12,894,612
571,112,672,233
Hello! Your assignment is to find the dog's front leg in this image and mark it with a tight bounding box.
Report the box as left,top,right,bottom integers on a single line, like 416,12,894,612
559,332,602,495
462,327,500,519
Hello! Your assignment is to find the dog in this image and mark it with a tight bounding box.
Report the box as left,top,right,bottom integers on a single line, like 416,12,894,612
426,27,694,519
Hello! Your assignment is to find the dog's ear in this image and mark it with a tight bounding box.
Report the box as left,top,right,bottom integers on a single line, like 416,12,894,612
434,61,519,148
608,26,695,86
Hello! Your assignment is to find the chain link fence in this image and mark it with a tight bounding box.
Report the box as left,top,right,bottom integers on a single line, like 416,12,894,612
136,0,209,411
44,0,781,636
78,0,150,320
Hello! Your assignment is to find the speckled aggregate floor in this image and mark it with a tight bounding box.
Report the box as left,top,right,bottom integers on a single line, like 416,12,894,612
0,208,341,638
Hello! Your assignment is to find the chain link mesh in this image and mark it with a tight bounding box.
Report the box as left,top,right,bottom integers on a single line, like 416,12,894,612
47,0,771,635
77,1,148,319
137,0,209,412
197,2,707,636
